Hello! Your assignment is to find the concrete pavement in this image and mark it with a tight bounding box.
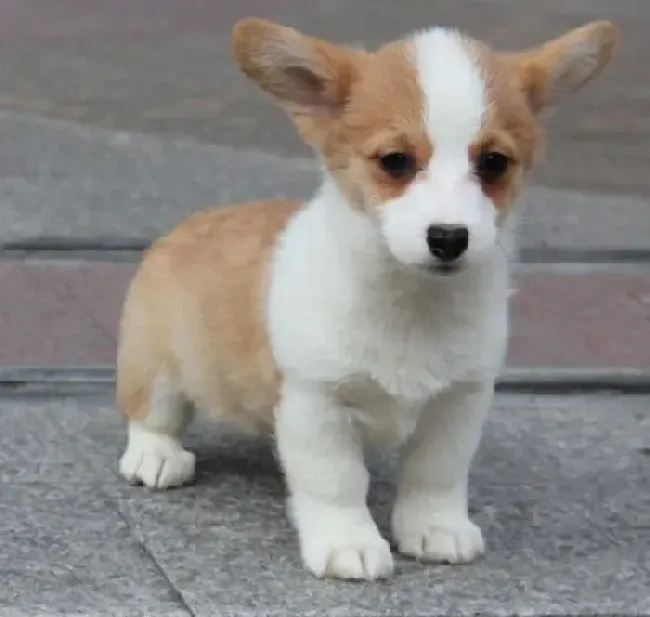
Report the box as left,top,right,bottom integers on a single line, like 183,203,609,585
2,392,649,616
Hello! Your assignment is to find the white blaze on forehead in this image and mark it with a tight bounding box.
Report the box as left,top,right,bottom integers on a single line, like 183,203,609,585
412,28,486,154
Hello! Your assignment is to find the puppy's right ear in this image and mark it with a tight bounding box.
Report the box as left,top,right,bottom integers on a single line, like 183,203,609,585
232,18,361,117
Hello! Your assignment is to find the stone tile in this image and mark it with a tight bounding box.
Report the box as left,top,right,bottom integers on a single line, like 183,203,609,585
120,395,650,616
0,395,183,615
0,394,123,485
1,394,648,616
0,484,192,617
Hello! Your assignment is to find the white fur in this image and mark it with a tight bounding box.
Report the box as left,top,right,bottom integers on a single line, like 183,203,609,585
266,28,510,580
120,375,196,489
380,29,497,269
269,196,507,579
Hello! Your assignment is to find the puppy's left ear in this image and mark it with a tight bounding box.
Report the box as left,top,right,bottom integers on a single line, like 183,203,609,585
515,20,619,114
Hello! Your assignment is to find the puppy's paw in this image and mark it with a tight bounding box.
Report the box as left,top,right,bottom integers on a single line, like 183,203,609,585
396,519,484,564
302,534,394,580
119,430,195,489
292,498,394,580
392,499,484,564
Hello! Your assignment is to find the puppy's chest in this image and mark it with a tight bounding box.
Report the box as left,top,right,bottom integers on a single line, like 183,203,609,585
343,313,489,399
332,323,484,445
336,377,423,446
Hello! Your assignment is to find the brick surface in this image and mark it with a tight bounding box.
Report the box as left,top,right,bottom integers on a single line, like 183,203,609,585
509,270,650,368
1,261,648,369
0,262,120,366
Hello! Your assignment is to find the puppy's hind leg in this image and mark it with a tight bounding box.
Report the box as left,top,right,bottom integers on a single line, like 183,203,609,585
119,373,196,490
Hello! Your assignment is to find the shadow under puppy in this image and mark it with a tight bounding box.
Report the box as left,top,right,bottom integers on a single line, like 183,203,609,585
116,17,617,580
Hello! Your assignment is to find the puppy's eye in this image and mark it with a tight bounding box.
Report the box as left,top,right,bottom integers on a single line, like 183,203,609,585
377,152,416,180
475,151,509,184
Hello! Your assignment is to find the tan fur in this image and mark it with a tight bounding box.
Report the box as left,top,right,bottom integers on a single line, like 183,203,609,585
231,20,618,220
330,41,432,210
514,20,619,113
471,42,541,214
116,199,299,433
233,22,428,211
466,20,618,215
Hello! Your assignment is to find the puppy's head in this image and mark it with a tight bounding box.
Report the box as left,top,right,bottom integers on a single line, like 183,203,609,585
232,19,617,273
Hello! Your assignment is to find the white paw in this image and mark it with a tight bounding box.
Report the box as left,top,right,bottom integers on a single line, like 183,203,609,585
396,519,484,564
302,534,394,580
119,428,195,489
291,498,394,580
393,503,484,564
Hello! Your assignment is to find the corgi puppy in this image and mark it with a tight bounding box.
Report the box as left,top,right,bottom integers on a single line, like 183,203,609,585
116,18,617,580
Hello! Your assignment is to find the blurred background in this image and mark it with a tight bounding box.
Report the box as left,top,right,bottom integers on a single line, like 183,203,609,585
0,2,648,616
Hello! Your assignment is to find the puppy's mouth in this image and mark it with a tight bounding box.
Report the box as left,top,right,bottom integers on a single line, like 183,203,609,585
423,262,464,276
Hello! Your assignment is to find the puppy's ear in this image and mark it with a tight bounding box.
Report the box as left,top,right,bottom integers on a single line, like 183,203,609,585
232,18,362,116
513,20,618,114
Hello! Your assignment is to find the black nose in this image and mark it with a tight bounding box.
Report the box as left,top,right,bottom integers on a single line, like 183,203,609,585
426,225,469,263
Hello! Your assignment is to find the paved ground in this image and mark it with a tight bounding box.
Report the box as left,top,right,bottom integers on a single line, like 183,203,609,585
2,392,649,616
0,1,649,615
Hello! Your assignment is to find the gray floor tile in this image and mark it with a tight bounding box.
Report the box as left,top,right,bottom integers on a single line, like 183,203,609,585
0,393,648,616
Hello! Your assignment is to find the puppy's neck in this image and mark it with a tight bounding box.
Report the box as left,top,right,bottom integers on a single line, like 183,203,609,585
311,177,387,266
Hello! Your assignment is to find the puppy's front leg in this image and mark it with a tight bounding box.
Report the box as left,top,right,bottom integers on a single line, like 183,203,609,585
392,380,493,564
275,380,394,580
